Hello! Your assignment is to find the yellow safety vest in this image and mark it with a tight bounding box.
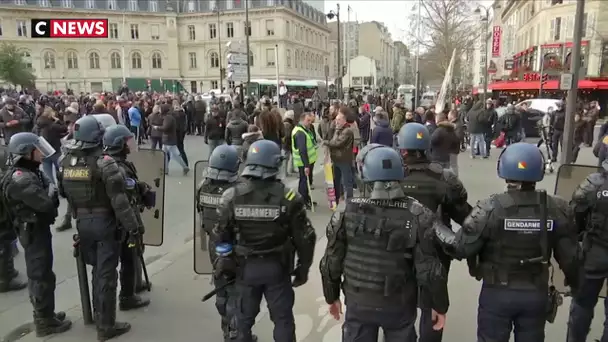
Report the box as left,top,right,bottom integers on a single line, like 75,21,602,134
291,125,317,167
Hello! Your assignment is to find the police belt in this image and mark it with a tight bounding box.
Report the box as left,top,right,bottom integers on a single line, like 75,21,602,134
480,264,548,289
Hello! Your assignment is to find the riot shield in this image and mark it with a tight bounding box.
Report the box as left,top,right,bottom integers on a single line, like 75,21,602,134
193,160,214,274
130,148,166,246
552,164,602,296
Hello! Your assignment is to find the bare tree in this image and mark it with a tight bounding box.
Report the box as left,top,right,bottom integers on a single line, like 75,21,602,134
406,0,483,81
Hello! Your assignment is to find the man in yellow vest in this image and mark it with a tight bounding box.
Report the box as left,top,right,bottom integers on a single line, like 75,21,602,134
291,112,317,209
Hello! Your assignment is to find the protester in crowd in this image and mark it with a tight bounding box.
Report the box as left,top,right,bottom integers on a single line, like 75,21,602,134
370,111,393,146
147,104,163,150
430,112,461,175
282,110,296,176
172,100,189,167
324,107,355,203
257,109,284,147
152,104,189,175
358,104,371,147
241,124,263,162
204,104,226,156
36,106,68,183
0,98,32,144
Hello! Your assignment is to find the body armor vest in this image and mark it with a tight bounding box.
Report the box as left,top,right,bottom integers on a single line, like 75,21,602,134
233,182,288,256
401,164,445,212
589,180,608,247
480,192,550,287
60,153,111,212
342,197,416,298
197,181,226,235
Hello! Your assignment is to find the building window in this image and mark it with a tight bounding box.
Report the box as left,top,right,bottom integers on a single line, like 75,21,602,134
131,24,139,39
190,81,197,93
550,17,562,41
14,0,25,4
244,21,251,36
189,52,197,69
150,24,160,40
149,0,158,12
286,20,290,37
22,51,32,69
209,24,217,39
210,52,219,68
187,0,196,12
0,21,2,36
43,51,56,69
188,25,196,40
300,51,304,68
228,81,235,88
211,80,219,89
266,48,275,67
38,0,50,7
67,51,78,69
582,13,596,38
128,0,138,11
151,52,162,69
110,52,121,69
265,20,274,36
131,52,142,69
16,20,27,37
109,23,118,39
286,49,291,67
85,0,95,9
61,0,72,8
89,52,100,69
107,0,117,10
226,22,234,38
295,50,299,68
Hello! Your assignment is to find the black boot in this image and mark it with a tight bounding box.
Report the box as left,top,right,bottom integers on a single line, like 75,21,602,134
0,278,27,292
134,283,151,293
34,315,72,337
55,311,66,321
119,295,150,311
55,215,72,232
97,322,131,341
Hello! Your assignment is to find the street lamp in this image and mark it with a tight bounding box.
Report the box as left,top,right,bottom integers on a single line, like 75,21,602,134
326,4,341,100
474,5,491,102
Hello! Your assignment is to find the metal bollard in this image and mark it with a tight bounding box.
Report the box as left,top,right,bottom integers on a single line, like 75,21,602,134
72,234,93,325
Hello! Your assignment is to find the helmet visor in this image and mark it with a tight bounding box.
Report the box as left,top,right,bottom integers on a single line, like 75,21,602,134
34,136,56,159
92,114,117,129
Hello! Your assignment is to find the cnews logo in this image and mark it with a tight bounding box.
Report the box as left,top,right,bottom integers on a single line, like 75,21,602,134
31,19,108,38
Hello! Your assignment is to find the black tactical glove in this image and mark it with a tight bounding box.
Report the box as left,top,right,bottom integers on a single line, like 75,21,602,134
127,231,140,249
291,266,309,288
214,256,237,279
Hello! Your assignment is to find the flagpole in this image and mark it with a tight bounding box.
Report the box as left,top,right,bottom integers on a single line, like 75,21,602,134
121,13,126,82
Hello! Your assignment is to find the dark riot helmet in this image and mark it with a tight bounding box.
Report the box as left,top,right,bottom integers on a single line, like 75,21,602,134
103,124,136,154
206,144,240,182
397,122,430,151
7,132,56,163
361,146,406,200
497,142,544,182
73,116,105,148
241,140,283,179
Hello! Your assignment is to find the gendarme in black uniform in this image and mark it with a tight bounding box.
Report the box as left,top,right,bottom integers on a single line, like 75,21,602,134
396,122,471,342
102,124,151,311
2,132,72,336
320,146,449,342
58,115,140,340
195,144,253,341
214,139,316,342
439,143,579,342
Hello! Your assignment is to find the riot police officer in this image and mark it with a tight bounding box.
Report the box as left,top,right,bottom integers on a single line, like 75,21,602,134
196,144,257,342
58,115,141,340
567,159,608,341
441,142,580,342
319,146,449,342
0,143,26,293
214,139,316,342
396,122,471,342
102,124,151,311
2,132,72,336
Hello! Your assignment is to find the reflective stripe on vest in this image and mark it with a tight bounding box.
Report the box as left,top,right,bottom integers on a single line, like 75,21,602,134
291,125,317,167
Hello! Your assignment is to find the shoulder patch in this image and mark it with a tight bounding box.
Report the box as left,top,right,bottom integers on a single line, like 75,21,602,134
504,218,554,232
12,170,22,177
284,189,296,201
103,155,113,161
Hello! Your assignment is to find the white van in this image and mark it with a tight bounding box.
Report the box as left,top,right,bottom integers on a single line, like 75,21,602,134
420,92,437,109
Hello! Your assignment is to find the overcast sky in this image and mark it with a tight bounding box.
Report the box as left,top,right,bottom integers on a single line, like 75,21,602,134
323,1,495,43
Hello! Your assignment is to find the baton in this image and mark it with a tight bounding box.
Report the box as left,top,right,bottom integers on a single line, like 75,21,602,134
201,278,236,302
136,235,151,292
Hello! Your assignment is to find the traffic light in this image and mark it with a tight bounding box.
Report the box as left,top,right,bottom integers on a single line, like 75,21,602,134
541,73,548,85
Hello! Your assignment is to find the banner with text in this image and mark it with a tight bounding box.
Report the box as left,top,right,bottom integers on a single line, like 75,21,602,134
492,26,502,58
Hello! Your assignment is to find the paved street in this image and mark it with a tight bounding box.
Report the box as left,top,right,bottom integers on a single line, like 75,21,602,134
0,136,606,341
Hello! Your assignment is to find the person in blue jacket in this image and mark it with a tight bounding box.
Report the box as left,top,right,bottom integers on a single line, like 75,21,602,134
127,103,142,144
370,110,393,147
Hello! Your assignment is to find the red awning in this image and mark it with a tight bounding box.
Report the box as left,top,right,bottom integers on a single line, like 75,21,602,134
489,80,608,91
